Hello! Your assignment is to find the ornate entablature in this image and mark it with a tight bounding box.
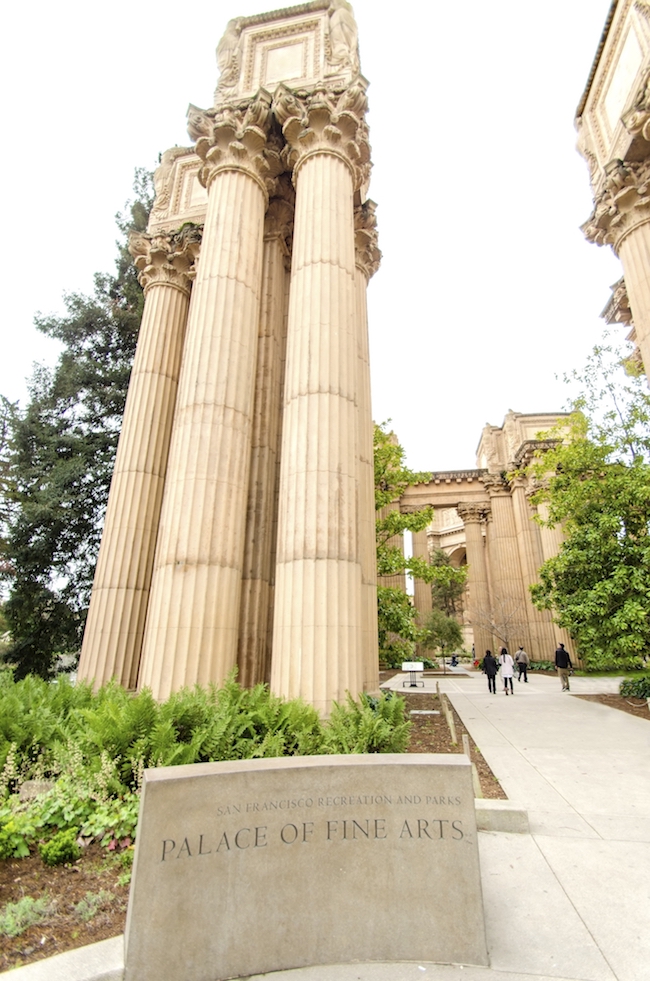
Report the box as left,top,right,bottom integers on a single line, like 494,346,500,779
576,0,650,197
147,1,376,257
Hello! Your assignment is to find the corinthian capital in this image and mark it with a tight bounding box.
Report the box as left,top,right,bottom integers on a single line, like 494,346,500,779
273,81,371,189
354,200,381,279
128,224,203,296
456,502,490,524
582,158,650,251
193,91,281,198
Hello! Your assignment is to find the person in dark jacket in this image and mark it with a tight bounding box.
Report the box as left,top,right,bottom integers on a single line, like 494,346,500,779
482,650,498,694
554,643,573,691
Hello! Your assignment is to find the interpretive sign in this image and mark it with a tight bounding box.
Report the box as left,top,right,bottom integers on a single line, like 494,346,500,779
124,755,488,981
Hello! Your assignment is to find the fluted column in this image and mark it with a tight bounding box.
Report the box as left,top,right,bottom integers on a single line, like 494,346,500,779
457,503,492,657
270,83,371,713
78,228,200,689
411,529,432,623
138,94,277,699
354,201,381,691
237,185,293,688
583,158,650,374
510,476,555,659
482,476,532,652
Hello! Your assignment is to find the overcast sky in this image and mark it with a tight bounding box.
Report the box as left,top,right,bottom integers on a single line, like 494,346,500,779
1,0,621,471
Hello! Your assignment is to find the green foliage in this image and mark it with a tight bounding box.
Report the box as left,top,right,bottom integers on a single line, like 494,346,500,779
0,895,52,938
619,675,650,698
529,343,650,670
0,674,410,858
429,549,468,615
420,608,464,654
528,660,555,672
1,172,153,679
39,827,81,866
74,889,116,922
324,693,410,754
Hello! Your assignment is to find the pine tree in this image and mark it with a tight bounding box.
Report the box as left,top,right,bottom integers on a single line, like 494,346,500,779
2,171,153,678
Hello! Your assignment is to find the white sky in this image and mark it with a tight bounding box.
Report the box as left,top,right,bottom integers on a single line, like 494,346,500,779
0,0,622,471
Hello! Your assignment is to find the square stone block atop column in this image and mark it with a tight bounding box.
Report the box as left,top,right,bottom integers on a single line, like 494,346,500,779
124,754,488,981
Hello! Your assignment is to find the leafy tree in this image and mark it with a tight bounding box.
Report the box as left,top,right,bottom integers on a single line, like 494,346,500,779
429,547,467,616
1,171,153,678
528,342,650,670
420,608,464,656
374,422,433,664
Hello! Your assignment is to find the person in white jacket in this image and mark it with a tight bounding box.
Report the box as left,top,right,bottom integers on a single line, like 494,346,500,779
500,647,514,695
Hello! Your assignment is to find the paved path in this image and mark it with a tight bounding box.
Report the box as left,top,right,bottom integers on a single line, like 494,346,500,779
9,671,650,981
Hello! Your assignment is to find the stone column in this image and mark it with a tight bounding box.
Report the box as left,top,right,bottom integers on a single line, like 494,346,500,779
354,201,381,691
78,227,200,690
524,490,566,660
457,503,492,657
583,159,650,374
510,476,555,659
270,83,370,714
482,476,532,653
237,184,293,688
411,529,432,624
138,94,277,700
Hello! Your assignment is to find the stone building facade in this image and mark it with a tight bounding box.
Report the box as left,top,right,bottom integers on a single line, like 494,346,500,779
77,1,380,714
403,412,574,662
577,0,650,375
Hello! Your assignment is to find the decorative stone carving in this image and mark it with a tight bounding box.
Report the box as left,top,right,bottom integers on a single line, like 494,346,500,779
194,91,281,196
622,65,650,142
151,148,193,218
481,473,510,495
128,224,203,296
273,81,370,189
327,0,359,75
216,18,244,94
582,158,650,249
601,276,634,326
456,502,490,524
187,104,214,142
264,175,295,254
354,200,381,279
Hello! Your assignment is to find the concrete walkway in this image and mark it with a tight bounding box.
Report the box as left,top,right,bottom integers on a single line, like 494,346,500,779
7,671,650,981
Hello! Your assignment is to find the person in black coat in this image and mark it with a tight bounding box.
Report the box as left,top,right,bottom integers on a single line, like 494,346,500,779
555,643,573,692
482,650,498,694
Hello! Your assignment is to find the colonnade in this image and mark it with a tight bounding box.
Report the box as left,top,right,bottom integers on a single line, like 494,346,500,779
78,47,380,713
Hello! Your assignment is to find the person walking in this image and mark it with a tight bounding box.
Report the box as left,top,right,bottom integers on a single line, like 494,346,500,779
500,647,514,695
555,642,573,691
482,650,498,694
515,645,530,683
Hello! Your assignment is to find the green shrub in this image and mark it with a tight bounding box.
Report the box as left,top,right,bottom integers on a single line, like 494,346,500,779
74,889,115,922
39,828,80,866
529,660,555,672
325,693,410,754
0,895,52,937
619,675,650,698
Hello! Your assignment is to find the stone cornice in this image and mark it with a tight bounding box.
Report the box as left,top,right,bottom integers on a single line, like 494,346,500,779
354,200,381,279
456,502,491,524
430,469,487,483
193,91,282,199
601,276,633,326
582,158,650,251
273,81,370,190
128,224,203,296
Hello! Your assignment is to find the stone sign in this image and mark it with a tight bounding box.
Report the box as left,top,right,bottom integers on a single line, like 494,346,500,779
124,754,488,980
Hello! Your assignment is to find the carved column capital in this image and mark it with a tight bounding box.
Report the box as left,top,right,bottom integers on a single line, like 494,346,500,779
582,158,650,251
354,200,381,279
128,224,203,297
192,92,282,200
272,81,371,190
481,473,510,496
456,502,490,524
